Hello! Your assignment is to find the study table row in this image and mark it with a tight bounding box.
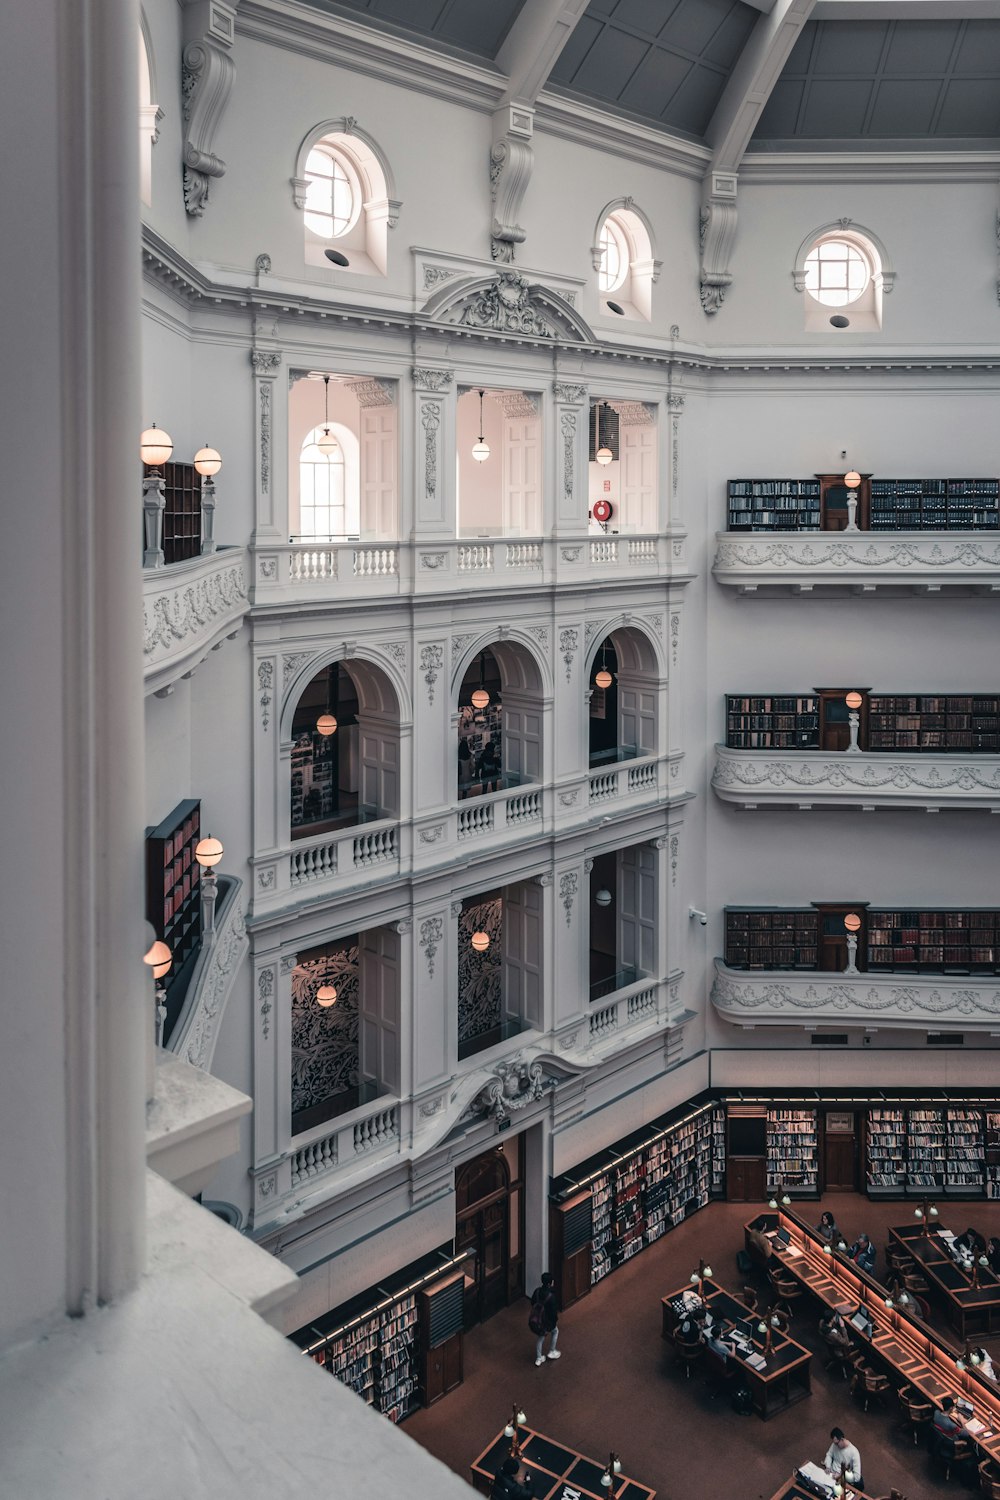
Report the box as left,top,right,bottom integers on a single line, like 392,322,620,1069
888,1221,1000,1340
747,1208,1000,1469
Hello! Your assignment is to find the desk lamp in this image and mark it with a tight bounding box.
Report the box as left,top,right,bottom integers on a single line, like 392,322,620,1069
756,1312,783,1357
833,1460,858,1498
768,1184,792,1210
503,1404,526,1460
914,1200,939,1237
956,1338,984,1371
600,1453,622,1492
971,1255,990,1290
690,1259,713,1296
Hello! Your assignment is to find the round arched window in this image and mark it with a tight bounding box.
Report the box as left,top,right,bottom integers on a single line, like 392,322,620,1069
598,217,628,293
803,238,871,308
303,147,360,240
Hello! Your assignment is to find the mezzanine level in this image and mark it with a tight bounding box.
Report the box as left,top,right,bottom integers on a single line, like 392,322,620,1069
711,531,1000,595
712,742,1000,812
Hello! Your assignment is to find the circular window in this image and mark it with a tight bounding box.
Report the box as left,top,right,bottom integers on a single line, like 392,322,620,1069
598,217,628,294
803,239,871,308
303,147,360,240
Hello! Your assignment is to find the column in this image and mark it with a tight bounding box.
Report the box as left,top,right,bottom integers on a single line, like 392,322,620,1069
552,858,588,1034
251,347,283,540
250,945,293,1226
551,381,588,537
411,901,452,1096
410,364,455,540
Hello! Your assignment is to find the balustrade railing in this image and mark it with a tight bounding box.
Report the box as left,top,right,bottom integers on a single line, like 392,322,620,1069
628,538,657,564
589,1004,618,1039
290,1131,339,1188
289,548,337,581
353,827,397,866
458,801,494,839
627,986,657,1022
505,542,542,569
353,546,397,577
354,1105,398,1154
458,543,494,572
289,839,338,886
505,789,541,825
590,538,619,565
589,770,619,803
627,762,657,792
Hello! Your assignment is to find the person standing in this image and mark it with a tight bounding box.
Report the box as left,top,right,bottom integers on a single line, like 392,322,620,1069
530,1272,560,1366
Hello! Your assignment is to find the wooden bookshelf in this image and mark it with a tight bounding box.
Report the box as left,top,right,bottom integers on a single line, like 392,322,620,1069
724,908,819,969
727,479,821,531
866,1106,906,1197
725,695,819,749
946,1107,986,1197
766,1108,818,1196
868,694,1000,752
869,477,999,531
867,908,1000,974
145,798,202,1038
378,1294,418,1422
987,1113,1000,1202
160,460,202,563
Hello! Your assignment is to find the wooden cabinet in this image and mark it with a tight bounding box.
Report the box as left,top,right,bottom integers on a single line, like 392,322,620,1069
727,1157,766,1202
418,1270,465,1407
421,1330,463,1406
550,1191,593,1310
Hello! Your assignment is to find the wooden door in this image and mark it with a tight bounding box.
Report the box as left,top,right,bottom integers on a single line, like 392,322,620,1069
816,902,868,972
360,404,396,539
818,473,870,531
359,926,399,1095
503,883,543,1032
823,1111,859,1191
456,1149,512,1326
620,420,656,532
818,687,869,752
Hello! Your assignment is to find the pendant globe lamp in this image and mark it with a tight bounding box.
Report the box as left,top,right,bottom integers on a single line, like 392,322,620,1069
472,389,490,463
595,640,613,691
316,664,338,737
471,653,490,712
317,375,338,456
595,402,613,466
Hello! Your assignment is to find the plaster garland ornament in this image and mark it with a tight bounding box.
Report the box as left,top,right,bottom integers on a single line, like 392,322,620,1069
712,536,1000,573
419,1092,446,1117
281,651,315,686
259,381,272,493
559,545,582,563
257,659,274,729
670,614,680,668
670,834,679,886
257,866,275,891
712,751,1000,797
257,966,275,1040
254,252,271,277
380,640,407,670
643,613,664,639
608,400,654,426
491,390,539,419
423,266,458,290
181,3,236,215
558,789,580,807
559,871,579,926
553,382,587,404
585,620,601,647
711,964,1000,1026
420,552,446,571
558,627,579,682
526,624,549,650
419,916,443,978
142,564,248,656
458,272,553,338
418,825,445,844
420,402,441,500
257,1171,277,1200
419,644,444,704
560,409,576,499
411,367,453,393
451,632,477,658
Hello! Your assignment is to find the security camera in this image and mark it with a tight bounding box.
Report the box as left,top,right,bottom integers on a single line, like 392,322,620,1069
689,907,708,926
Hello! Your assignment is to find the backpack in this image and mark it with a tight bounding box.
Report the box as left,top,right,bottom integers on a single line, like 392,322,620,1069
528,1290,546,1335
731,1384,753,1416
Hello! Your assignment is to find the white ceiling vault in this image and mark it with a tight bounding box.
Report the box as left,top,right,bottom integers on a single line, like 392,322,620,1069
314,0,1000,150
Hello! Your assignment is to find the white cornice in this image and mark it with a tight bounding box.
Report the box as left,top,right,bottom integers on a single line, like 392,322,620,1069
533,89,710,181
742,149,1000,184
235,0,505,114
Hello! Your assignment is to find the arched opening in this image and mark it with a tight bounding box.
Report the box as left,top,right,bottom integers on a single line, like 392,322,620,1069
456,387,541,538
457,641,543,800
291,925,400,1134
794,222,892,334
290,659,399,839
588,626,659,769
288,372,397,541
588,845,656,1001
593,202,658,322
294,122,396,276
588,399,657,534
455,1140,524,1324
137,20,160,207
457,881,542,1062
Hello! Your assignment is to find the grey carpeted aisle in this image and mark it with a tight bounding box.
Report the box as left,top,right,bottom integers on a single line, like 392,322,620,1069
402,1193,1000,1500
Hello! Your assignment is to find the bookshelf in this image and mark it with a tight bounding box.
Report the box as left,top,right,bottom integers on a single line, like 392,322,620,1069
766,1108,818,1196
145,798,202,1039
314,1311,380,1406
724,908,819,969
868,695,1000,753
867,909,1000,974
727,479,821,531
869,478,999,531
906,1106,947,1195
987,1114,1000,1201
160,459,203,564
866,1107,906,1197
725,695,819,750
945,1107,985,1197
590,1173,612,1287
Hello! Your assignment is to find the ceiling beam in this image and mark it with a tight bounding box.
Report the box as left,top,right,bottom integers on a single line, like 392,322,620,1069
495,0,591,107
815,0,1000,16
705,0,817,172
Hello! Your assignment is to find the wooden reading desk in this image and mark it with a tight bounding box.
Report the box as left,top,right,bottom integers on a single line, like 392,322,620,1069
745,1208,1000,1469
768,1477,874,1500
661,1277,812,1420
888,1221,1000,1340
471,1425,655,1500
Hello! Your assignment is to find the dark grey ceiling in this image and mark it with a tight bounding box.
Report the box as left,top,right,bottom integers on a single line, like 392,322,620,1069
753,19,1000,143
548,0,759,139
319,0,528,61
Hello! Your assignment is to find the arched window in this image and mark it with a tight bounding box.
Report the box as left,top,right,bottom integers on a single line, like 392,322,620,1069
592,201,659,322
794,223,894,334
293,120,399,276
299,425,358,539
137,18,161,207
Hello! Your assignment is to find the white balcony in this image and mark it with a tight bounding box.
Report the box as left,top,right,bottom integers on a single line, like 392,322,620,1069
710,957,1000,1033
252,816,404,914
712,743,1000,812
251,534,683,607
711,531,1000,595
143,545,249,695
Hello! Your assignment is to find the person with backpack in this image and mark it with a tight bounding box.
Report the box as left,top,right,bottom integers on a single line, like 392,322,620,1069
529,1271,560,1366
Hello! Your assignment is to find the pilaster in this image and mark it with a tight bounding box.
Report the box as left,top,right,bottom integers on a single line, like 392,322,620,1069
552,860,587,1030
251,347,283,540
551,381,588,536
412,903,451,1093
410,366,455,540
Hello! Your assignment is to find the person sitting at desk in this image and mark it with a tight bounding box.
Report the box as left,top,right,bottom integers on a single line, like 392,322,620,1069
987,1236,1000,1275
847,1234,876,1276
973,1347,997,1381
824,1427,863,1489
817,1210,841,1244
956,1226,987,1255
491,1456,533,1499
932,1396,963,1450
677,1316,704,1348
819,1308,852,1352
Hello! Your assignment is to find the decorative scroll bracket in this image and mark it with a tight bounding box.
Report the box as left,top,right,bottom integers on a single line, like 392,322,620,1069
699,170,738,315
490,104,534,264
181,0,237,217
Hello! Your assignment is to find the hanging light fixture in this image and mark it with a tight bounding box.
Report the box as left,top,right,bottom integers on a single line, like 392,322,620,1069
595,402,613,466
470,930,490,953
139,423,173,470
193,445,222,477
595,888,612,908
472,389,490,462
316,983,338,1007
316,664,338,736
595,640,613,691
317,375,338,456
471,653,490,712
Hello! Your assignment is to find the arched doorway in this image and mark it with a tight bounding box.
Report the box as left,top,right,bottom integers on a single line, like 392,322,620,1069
456,639,543,799
290,658,400,837
588,625,659,768
456,1138,524,1324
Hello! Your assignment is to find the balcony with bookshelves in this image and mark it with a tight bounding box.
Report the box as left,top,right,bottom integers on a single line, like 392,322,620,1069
713,690,1000,811
713,475,1000,595
712,903,1000,1034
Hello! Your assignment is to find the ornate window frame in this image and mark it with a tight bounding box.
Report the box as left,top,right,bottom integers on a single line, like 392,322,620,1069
292,118,401,277
792,220,894,333
590,198,661,322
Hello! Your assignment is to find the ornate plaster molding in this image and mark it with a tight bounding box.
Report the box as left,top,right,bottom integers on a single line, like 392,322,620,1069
491,390,539,420
170,876,248,1070
345,377,395,408
490,104,534,264
608,400,654,426
411,366,453,392
699,171,738,314
142,551,248,696
713,743,1000,810
469,1058,544,1122
181,1,236,216
423,272,594,343
712,533,1000,594
711,958,1000,1032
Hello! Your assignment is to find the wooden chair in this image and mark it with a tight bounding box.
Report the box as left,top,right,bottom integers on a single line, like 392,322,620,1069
741,1285,759,1314
930,1433,974,1484
672,1328,703,1380
822,1336,852,1380
858,1367,892,1412
902,1269,930,1297
980,1458,1000,1500
768,1266,802,1318
898,1384,933,1446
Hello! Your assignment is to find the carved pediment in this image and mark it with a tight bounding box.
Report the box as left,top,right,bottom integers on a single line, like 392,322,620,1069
423,271,594,344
